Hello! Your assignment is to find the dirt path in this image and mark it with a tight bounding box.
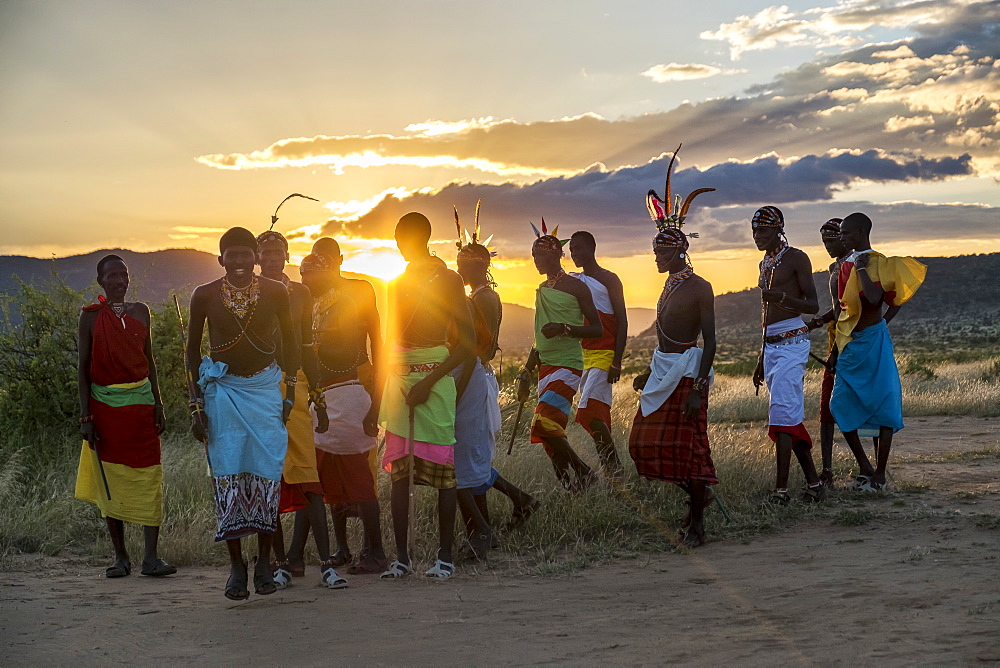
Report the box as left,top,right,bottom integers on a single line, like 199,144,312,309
4,417,1000,665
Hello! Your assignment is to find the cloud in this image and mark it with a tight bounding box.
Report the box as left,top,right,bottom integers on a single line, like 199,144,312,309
641,63,746,82
700,0,978,60
324,149,974,256
195,2,999,185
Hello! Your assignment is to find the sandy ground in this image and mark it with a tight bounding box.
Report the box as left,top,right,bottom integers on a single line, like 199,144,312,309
3,417,1000,665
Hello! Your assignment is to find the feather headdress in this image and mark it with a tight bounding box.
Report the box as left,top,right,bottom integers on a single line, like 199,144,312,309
454,200,496,258
530,217,568,254
646,144,714,234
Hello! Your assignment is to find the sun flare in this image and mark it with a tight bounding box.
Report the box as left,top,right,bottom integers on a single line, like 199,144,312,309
341,248,407,282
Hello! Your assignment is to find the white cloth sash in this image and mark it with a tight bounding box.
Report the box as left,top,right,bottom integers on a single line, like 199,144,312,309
639,347,712,417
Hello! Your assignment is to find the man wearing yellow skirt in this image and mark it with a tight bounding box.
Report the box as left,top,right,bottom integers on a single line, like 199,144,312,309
76,254,175,578
257,231,342,589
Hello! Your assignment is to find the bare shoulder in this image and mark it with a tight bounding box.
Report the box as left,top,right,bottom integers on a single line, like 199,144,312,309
287,280,310,298
191,279,221,302
786,247,810,263
258,275,289,297
131,301,152,324
438,267,466,291
595,267,622,290
346,277,375,297
689,274,715,298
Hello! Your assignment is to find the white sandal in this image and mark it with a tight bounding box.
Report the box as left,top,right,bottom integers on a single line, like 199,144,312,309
273,565,292,590
424,559,455,579
379,560,413,579
320,563,348,589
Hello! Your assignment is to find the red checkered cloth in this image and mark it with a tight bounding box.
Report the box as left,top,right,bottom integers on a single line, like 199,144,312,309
628,377,718,485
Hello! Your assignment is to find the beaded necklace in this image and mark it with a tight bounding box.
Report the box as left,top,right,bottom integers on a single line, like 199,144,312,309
542,269,565,289
654,267,697,346
221,275,259,320
211,276,276,354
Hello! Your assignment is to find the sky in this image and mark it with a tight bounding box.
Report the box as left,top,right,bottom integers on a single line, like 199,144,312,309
1,0,998,307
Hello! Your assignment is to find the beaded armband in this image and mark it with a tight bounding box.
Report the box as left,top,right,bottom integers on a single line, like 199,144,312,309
692,377,709,393
308,387,327,409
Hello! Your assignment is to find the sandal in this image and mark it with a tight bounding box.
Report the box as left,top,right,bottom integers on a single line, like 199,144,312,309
320,561,349,589
347,552,389,575
769,489,791,507
252,558,277,596
425,559,455,579
504,498,541,532
105,560,132,579
224,563,250,601
802,482,827,503
140,558,177,577
271,561,292,589
819,468,835,488
680,525,706,548
328,550,352,568
379,560,414,579
849,475,884,492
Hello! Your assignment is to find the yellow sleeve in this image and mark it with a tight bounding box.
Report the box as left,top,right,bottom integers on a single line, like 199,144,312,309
871,255,927,307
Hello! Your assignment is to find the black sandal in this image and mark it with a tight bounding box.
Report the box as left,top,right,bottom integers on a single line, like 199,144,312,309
329,549,352,568
140,558,177,577
224,563,249,601
252,558,277,596
105,560,132,578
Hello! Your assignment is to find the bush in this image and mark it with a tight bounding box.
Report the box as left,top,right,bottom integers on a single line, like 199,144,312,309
0,274,88,443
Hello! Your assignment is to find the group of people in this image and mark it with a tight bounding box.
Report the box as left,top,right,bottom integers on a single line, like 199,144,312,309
74,148,926,598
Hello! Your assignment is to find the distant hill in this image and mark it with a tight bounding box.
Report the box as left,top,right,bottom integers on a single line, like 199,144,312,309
0,249,651,355
5,250,994,361
632,253,1000,361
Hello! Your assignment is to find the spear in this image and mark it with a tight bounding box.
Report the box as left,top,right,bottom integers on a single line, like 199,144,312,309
270,193,320,230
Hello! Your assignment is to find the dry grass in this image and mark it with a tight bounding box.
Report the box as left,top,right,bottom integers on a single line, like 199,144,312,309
1,358,997,573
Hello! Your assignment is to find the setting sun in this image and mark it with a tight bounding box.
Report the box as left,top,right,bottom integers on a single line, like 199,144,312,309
341,247,407,282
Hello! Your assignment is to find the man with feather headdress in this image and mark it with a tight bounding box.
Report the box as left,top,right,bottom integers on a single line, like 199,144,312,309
451,203,540,555
521,220,604,492
627,146,719,547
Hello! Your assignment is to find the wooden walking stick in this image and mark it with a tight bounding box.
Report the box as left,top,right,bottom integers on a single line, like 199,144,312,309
506,370,530,455
85,432,112,501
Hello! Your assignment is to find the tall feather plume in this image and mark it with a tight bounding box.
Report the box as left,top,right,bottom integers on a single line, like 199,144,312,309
454,206,463,250
664,143,682,217
530,222,541,237
679,188,716,219
541,217,548,235
474,199,481,244
646,190,666,222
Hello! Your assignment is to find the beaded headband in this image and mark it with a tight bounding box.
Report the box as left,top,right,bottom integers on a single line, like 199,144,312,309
751,205,784,229
299,253,333,273
530,218,568,255
820,218,843,239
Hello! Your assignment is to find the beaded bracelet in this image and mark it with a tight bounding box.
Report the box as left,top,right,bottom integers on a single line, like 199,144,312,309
284,375,298,387
562,323,572,337
692,377,709,393
79,415,94,424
